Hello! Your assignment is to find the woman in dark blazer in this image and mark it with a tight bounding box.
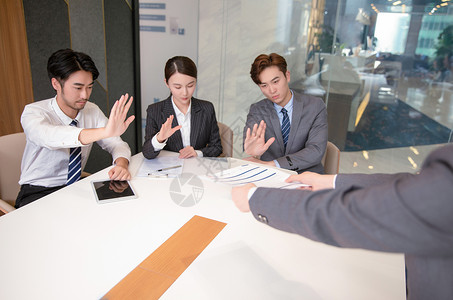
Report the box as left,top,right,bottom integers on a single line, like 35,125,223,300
142,56,222,159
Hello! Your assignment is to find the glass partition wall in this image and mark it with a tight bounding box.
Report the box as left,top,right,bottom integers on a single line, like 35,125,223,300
197,0,452,174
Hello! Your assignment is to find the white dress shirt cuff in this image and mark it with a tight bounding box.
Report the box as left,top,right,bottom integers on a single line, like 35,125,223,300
247,187,258,200
68,127,84,147
196,150,203,157
112,156,130,165
273,159,281,168
152,133,167,150
333,174,338,189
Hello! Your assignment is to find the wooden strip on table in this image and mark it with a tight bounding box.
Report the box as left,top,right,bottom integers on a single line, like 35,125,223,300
103,215,227,299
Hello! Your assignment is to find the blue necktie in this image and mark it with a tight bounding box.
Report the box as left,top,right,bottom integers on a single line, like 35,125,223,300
67,120,81,185
281,108,290,148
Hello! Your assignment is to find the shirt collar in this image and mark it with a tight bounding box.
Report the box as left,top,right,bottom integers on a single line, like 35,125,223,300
171,96,192,117
51,96,81,125
273,90,294,112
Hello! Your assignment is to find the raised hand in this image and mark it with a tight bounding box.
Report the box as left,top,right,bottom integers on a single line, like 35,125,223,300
105,93,135,137
156,115,182,143
244,120,275,156
79,93,135,145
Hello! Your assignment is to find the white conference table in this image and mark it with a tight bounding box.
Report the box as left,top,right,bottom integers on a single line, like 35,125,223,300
0,152,406,299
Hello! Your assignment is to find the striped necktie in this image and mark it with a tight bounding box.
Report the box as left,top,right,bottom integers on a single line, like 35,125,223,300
67,120,81,185
281,108,290,148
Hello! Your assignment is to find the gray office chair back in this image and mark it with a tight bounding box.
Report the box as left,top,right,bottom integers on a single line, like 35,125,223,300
0,132,26,212
321,141,340,174
217,122,233,157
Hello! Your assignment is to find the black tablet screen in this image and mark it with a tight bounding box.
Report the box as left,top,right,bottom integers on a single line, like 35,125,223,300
93,180,135,201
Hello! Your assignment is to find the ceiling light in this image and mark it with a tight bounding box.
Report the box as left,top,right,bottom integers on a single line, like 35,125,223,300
362,151,369,160
408,157,417,169
409,146,419,155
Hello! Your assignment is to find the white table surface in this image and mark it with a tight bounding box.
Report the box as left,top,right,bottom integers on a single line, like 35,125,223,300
0,152,406,300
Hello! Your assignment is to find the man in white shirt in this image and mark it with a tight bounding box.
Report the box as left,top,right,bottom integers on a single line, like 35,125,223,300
16,49,135,208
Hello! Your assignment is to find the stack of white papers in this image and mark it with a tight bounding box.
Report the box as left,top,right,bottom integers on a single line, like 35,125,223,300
204,164,309,189
137,157,184,178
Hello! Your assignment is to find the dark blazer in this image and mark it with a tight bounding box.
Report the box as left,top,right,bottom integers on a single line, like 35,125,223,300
143,97,222,159
243,91,327,173
249,144,453,299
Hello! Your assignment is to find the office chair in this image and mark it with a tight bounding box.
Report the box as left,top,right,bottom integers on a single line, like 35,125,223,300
321,141,340,174
0,132,26,214
217,122,234,157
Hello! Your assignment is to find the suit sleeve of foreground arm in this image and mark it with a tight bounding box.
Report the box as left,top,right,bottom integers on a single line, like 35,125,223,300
249,145,453,256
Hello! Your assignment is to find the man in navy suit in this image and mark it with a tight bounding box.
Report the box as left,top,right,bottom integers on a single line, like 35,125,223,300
243,53,327,173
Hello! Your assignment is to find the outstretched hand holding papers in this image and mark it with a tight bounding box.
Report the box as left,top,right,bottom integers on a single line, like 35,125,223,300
204,164,310,189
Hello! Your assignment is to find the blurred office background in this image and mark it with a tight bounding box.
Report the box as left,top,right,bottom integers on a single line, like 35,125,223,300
1,0,452,175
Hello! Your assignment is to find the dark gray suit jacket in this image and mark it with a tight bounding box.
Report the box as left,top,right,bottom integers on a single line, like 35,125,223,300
250,144,453,299
243,91,327,173
142,97,222,159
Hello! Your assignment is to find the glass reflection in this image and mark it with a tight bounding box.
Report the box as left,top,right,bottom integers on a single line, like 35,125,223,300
197,0,452,174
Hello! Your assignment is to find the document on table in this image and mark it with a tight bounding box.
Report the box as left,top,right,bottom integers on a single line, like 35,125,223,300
137,156,184,177
203,164,310,189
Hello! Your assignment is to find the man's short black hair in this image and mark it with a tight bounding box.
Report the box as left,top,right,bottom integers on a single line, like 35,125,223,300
47,49,99,84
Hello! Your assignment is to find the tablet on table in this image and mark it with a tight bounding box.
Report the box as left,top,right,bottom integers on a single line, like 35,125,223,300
91,180,137,204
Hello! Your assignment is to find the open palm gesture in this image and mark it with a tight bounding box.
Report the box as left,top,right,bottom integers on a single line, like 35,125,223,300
244,120,275,157
156,115,182,143
105,93,135,137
